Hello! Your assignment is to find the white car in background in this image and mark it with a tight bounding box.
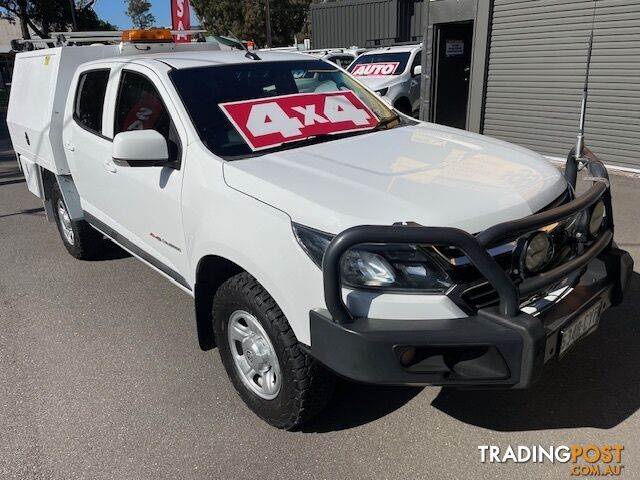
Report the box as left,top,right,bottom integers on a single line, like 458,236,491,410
306,48,358,69
347,44,422,116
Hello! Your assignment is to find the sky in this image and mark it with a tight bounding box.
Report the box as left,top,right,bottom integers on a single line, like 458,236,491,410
94,1,199,30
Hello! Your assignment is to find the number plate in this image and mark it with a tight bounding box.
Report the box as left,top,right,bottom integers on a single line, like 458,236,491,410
559,301,602,357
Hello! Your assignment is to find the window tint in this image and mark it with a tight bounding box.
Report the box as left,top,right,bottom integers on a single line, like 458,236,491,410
411,51,422,71
74,70,109,133
169,60,397,158
115,71,180,162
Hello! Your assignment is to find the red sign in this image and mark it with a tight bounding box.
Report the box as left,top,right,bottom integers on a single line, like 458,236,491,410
171,0,191,43
351,62,400,77
219,91,379,151
122,92,165,131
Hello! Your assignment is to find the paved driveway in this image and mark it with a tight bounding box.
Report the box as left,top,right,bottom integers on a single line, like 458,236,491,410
1,135,639,479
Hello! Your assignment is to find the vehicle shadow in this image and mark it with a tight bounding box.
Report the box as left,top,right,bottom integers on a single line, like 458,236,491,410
301,380,423,433
431,272,640,431
0,206,44,219
96,240,132,261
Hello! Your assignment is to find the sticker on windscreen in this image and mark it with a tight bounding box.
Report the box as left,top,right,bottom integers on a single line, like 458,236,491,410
218,91,379,151
350,62,400,77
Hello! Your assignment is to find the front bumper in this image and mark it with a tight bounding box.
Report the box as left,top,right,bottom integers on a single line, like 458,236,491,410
309,248,632,388
308,154,634,388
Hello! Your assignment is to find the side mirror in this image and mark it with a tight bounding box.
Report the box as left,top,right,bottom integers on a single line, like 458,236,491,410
112,130,168,167
412,65,422,77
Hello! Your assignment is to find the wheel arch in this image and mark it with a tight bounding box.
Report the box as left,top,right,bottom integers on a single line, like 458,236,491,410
40,168,57,222
393,96,412,115
194,254,244,350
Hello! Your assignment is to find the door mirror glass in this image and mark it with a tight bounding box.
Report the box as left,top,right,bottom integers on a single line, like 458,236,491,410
412,65,422,77
112,130,168,167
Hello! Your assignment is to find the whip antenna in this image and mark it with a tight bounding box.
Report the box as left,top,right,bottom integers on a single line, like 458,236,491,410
575,0,597,160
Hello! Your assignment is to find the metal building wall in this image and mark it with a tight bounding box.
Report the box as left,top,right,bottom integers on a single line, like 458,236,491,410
310,0,423,48
483,0,640,168
311,0,398,48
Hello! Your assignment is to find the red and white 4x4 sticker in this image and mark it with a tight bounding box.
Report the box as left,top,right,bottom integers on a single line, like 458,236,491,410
351,62,399,77
219,91,379,151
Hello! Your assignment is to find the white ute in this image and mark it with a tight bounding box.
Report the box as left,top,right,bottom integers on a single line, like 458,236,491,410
7,29,632,429
346,44,422,116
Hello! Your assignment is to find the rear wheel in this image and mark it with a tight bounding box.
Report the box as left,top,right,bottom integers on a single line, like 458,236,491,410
213,272,335,429
51,181,104,259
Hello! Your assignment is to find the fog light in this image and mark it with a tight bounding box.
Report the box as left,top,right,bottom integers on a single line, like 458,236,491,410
398,347,416,367
589,200,605,236
523,231,553,273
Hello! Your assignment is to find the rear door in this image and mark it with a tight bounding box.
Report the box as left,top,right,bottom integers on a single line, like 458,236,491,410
64,68,114,213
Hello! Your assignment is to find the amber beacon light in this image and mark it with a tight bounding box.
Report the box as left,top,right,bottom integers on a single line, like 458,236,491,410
121,29,175,43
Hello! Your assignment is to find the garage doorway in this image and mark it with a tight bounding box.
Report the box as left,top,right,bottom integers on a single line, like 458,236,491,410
431,21,474,129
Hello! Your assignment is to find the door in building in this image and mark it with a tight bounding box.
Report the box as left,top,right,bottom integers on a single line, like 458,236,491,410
432,21,474,129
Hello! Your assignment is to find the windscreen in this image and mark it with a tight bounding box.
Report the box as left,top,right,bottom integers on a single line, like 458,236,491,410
170,59,398,158
347,52,411,77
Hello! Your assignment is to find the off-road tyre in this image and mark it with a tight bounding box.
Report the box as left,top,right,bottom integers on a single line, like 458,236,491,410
51,181,104,260
213,272,335,430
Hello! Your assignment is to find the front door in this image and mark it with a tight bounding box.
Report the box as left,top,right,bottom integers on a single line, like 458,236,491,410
432,21,474,129
99,66,190,287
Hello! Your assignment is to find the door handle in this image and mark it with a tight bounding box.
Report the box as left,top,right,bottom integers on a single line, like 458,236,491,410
65,142,75,152
103,161,117,173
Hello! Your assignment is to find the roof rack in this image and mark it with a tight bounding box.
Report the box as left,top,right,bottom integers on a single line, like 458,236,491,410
13,29,206,48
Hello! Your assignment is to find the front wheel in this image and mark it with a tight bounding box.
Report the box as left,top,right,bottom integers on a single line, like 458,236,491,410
213,272,335,429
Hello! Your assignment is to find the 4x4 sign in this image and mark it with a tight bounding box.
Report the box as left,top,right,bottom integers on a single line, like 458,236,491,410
219,91,379,151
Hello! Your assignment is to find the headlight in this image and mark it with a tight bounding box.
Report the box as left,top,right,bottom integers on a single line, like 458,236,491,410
375,87,389,96
292,224,452,291
589,200,605,236
523,231,553,273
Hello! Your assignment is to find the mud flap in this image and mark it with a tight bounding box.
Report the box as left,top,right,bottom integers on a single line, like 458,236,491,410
55,175,84,220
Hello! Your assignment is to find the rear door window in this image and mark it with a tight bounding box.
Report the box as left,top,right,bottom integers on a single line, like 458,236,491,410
74,70,110,134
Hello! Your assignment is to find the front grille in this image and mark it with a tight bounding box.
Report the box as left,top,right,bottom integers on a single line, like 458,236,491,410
451,187,576,313
459,281,500,310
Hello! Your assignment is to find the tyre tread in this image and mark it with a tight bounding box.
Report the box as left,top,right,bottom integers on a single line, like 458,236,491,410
215,272,334,429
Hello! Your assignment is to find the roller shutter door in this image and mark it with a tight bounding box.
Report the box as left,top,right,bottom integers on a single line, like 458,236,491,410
483,0,640,169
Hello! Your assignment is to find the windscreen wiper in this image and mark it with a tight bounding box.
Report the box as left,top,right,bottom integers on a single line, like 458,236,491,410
372,114,401,131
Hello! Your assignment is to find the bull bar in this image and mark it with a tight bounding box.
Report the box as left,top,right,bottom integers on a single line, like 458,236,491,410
308,151,633,388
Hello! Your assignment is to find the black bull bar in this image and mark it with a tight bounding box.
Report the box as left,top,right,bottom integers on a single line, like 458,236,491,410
321,151,614,324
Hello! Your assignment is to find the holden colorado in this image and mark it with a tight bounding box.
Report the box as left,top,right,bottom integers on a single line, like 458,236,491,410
6,29,633,429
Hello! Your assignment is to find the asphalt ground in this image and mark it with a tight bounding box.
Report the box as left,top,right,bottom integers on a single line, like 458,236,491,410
1,120,639,479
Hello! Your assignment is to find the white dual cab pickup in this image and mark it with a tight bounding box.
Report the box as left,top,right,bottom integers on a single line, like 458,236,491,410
7,31,633,430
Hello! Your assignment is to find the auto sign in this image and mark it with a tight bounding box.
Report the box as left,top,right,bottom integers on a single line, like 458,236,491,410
218,91,379,151
351,62,400,76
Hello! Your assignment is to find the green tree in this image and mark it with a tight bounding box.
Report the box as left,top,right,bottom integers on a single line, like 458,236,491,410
0,0,116,39
125,0,155,29
192,0,310,47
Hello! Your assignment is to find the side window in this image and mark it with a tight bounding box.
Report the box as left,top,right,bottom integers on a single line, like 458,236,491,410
114,71,180,162
74,70,110,134
411,51,422,74
337,56,355,68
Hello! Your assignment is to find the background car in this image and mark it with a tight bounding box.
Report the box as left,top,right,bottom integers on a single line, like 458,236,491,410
346,44,422,116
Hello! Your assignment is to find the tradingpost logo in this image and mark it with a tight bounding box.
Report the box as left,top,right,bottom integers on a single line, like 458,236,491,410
478,444,625,476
